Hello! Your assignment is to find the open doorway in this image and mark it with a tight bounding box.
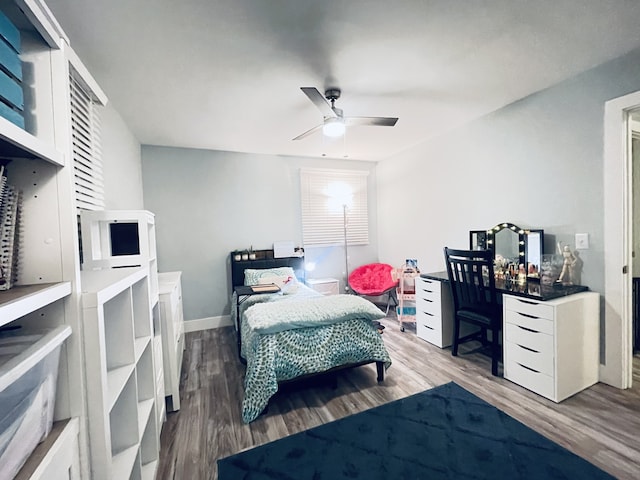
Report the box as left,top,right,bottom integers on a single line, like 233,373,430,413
603,91,640,389
632,113,640,378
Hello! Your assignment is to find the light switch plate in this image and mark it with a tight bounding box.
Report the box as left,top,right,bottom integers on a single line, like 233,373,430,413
575,233,589,249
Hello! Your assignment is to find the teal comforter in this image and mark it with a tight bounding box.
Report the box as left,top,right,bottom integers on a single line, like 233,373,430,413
234,285,392,423
245,293,386,334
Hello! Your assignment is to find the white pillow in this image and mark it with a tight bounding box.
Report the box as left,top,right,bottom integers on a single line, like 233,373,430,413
258,275,299,294
244,267,298,286
258,275,290,288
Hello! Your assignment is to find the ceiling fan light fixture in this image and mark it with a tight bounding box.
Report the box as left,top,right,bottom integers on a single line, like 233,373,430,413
322,117,345,137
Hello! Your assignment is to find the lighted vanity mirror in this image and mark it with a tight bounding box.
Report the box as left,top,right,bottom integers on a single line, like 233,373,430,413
494,226,519,264
470,223,544,279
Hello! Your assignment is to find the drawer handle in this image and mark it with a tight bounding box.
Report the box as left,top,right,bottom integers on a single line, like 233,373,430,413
516,312,540,320
517,362,540,374
517,325,540,334
422,324,434,330
517,299,539,306
516,343,539,354
421,311,434,317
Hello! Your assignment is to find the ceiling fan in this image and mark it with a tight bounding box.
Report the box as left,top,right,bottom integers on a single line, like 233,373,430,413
293,87,398,141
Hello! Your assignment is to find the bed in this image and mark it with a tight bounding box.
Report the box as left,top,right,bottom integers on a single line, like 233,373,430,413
230,250,392,423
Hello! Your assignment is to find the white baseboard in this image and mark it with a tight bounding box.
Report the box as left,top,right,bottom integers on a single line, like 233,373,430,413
183,315,232,333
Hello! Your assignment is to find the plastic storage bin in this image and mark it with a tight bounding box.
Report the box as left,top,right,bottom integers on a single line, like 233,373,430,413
0,325,71,480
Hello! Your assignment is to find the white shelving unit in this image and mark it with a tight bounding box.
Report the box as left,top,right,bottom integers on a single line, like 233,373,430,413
14,418,81,480
81,266,160,480
0,283,71,328
0,2,163,478
394,266,419,331
80,209,165,434
158,271,185,412
0,0,86,478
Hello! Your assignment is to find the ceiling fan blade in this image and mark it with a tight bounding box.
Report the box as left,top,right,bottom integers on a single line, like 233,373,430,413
292,123,323,141
345,116,398,127
300,87,337,118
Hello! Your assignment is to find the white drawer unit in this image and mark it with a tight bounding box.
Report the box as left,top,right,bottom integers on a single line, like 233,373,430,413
158,271,185,412
307,278,340,296
503,292,600,402
414,276,455,348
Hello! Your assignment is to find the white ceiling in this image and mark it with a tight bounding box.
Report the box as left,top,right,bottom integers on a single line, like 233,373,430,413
45,0,640,161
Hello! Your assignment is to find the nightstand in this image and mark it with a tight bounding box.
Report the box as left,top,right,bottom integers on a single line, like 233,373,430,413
306,278,340,296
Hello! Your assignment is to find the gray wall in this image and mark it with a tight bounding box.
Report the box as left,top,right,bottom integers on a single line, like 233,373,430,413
141,147,378,322
377,47,640,299
101,102,144,209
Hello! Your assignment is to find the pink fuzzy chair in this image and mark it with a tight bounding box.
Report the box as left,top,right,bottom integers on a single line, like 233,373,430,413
348,263,398,314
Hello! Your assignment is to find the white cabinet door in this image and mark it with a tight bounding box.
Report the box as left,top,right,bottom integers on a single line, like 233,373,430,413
159,271,185,412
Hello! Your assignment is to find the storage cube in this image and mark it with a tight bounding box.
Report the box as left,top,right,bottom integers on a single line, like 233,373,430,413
0,325,71,480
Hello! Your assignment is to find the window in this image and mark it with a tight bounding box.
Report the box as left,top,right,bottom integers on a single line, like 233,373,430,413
300,168,369,247
70,64,104,211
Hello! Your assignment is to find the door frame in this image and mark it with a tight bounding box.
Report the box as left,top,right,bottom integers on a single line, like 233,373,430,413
603,90,640,388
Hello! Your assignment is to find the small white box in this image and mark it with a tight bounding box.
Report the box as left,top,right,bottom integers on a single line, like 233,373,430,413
80,209,155,270
0,325,71,480
273,241,295,258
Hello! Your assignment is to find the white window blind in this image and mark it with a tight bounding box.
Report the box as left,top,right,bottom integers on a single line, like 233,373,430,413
300,168,369,247
70,65,104,211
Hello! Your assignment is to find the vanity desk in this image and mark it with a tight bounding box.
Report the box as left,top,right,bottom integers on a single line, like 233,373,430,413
419,271,600,402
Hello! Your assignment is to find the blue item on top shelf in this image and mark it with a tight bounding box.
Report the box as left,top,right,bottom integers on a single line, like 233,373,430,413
0,10,20,53
0,8,23,129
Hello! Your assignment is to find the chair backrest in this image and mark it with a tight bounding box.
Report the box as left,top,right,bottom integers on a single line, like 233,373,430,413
443,247,500,320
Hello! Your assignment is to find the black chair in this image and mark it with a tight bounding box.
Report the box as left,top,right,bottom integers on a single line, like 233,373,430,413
443,247,502,376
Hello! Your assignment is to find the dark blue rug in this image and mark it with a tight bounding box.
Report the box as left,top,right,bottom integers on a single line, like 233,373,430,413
218,382,613,479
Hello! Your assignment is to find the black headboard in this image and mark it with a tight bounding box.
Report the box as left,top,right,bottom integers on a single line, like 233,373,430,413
230,249,306,288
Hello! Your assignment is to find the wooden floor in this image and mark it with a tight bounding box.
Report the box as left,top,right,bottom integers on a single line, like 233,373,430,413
158,317,640,480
